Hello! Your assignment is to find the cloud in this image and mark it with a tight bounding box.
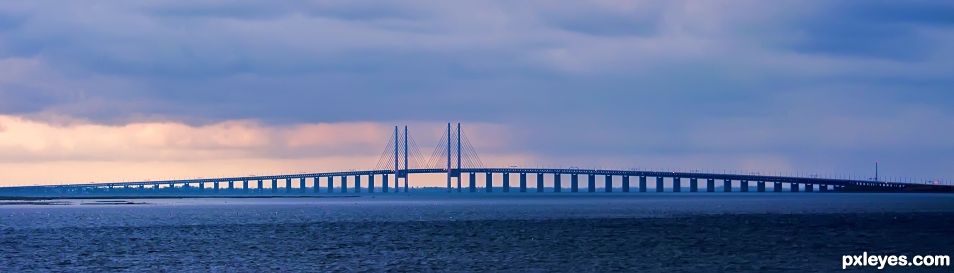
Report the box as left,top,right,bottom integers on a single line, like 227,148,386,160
0,1,953,182
0,116,530,185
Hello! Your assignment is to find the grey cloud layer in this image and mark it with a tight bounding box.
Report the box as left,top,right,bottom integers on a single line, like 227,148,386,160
0,0,953,178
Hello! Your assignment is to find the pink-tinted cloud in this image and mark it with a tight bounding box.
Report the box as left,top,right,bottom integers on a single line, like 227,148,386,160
0,115,530,186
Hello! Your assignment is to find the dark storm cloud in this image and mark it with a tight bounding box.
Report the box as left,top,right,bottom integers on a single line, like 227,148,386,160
781,1,954,61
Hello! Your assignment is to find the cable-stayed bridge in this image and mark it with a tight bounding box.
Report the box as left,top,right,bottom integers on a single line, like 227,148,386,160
2,123,952,197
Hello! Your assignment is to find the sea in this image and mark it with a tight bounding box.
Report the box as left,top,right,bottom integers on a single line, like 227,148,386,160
1,193,952,272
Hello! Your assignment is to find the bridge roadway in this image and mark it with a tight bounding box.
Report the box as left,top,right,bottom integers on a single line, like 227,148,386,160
2,167,952,196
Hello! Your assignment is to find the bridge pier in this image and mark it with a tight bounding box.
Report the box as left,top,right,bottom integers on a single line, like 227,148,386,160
757,181,765,192
723,179,731,192
285,178,292,193
243,180,249,193
820,184,828,192
503,173,510,192
790,183,799,192
623,176,630,192
519,173,527,192
355,175,361,193
690,178,698,192
341,176,348,193
673,177,681,192
571,174,579,192
309,178,316,193
707,179,714,192
554,174,562,192
369,175,375,193
741,180,749,192
485,173,493,192
383,174,389,193
639,176,647,192
214,181,219,192
199,181,205,191
805,184,814,192
656,177,664,192
299,178,306,193
536,173,544,192
605,175,613,192
470,173,476,192
588,174,596,193
326,177,333,193
774,182,782,192
228,180,234,191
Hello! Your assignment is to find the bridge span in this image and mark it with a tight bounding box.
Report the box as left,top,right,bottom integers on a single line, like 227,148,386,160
2,167,951,197
2,123,951,196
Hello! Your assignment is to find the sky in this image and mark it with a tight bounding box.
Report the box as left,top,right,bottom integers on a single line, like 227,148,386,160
1,0,953,186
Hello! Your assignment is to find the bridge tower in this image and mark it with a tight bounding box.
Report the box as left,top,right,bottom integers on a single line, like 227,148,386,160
427,122,481,192
375,123,482,192
376,126,413,192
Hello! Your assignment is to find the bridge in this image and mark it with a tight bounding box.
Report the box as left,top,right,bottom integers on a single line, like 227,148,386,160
2,123,952,197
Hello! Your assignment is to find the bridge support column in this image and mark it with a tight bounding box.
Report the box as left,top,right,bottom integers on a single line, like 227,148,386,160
639,176,647,192
383,174,389,193
723,179,731,192
199,181,205,191
369,175,375,193
690,178,698,192
485,173,493,192
470,173,476,192
623,176,630,192
285,178,292,193
554,174,562,192
673,177,681,192
300,178,306,193
571,174,579,192
271,179,277,193
228,181,234,191
820,184,828,192
805,184,814,192
605,175,613,192
503,173,510,193
243,180,249,193
774,182,782,192
355,175,361,193
588,174,596,193
326,177,333,193
707,179,715,192
519,173,527,192
741,180,749,192
656,177,664,192
341,176,348,193
310,178,317,193
536,173,544,192
757,181,765,192
214,181,219,192
790,183,799,192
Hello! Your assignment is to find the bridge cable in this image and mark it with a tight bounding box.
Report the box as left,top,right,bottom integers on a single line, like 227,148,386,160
374,133,397,170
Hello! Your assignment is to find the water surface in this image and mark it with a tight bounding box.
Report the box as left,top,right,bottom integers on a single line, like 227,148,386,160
2,193,952,272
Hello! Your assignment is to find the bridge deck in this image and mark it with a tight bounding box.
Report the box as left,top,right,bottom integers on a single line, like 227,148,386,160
1,168,950,193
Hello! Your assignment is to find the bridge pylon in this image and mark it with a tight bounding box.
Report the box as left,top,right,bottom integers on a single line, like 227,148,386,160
427,123,483,192
374,125,417,193
374,123,483,193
